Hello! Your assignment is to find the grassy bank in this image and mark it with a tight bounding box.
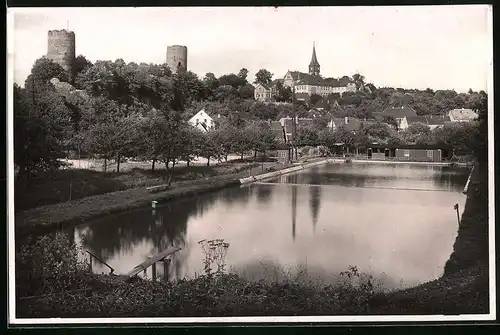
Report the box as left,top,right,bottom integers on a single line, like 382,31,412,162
15,162,257,212
15,160,298,237
444,162,489,275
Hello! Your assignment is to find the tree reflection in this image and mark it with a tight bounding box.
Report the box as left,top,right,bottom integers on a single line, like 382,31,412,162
78,195,208,264
255,183,274,204
291,185,297,241
218,185,256,209
308,174,322,232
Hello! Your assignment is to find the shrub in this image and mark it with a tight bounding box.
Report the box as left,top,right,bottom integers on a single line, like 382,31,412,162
16,232,89,298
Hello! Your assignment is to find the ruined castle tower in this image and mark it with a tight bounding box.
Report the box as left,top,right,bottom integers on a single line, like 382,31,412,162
47,29,76,82
308,42,320,76
166,45,188,74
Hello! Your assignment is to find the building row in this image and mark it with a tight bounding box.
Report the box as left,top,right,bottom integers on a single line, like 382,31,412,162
187,105,479,136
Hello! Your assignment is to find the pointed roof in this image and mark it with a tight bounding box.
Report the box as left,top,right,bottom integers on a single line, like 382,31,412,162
309,42,320,67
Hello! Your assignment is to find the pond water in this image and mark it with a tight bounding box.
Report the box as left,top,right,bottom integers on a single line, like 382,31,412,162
67,162,470,289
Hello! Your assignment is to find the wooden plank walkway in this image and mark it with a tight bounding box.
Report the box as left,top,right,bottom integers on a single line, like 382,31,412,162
124,247,181,278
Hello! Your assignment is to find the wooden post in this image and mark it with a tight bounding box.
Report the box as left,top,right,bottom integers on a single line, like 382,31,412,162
152,262,157,281
454,203,460,225
163,258,171,282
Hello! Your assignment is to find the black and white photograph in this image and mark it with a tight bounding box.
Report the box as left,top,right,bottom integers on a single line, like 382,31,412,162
7,5,495,324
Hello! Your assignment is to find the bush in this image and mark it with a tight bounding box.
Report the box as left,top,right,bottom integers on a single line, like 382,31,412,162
16,232,89,298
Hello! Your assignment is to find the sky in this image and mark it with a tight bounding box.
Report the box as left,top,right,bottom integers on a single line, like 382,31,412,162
9,6,492,93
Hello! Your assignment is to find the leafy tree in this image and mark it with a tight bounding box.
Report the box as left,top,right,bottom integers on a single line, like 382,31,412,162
352,73,365,91
254,69,273,86
218,73,246,89
295,124,320,147
382,115,399,130
309,94,323,108
274,83,293,103
238,68,249,84
14,84,72,186
73,55,93,86
238,83,255,100
27,57,69,85
203,72,219,92
245,121,277,156
214,85,239,102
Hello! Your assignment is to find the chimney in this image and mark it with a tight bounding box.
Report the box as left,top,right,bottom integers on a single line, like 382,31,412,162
345,116,349,124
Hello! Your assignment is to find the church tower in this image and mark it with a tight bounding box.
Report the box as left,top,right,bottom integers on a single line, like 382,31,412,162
308,42,320,76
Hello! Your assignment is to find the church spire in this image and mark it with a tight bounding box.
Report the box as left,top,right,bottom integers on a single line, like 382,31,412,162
309,42,320,76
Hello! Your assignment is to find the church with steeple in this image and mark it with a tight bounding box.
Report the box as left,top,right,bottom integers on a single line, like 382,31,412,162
254,43,356,102
282,43,356,99
308,42,320,76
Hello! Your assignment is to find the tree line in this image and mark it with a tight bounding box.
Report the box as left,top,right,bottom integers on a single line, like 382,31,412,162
14,55,488,188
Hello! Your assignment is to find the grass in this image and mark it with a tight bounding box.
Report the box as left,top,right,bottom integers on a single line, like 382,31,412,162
15,162,257,212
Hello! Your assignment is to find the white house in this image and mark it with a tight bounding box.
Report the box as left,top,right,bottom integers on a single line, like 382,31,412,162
188,109,215,132
447,109,479,122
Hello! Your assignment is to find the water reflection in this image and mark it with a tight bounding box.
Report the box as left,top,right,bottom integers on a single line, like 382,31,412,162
64,163,469,288
291,185,297,241
268,163,468,192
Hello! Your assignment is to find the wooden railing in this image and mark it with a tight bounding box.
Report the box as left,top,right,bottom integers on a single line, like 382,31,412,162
86,250,114,274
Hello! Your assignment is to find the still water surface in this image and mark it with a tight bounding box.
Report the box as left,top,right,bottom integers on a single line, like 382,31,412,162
71,162,470,289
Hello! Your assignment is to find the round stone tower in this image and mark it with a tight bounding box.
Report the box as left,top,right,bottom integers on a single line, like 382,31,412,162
47,29,76,82
166,45,188,74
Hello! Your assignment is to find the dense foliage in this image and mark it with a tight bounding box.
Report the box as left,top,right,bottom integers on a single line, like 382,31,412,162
14,56,487,187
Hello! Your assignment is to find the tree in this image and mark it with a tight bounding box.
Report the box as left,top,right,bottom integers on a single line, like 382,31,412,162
382,115,399,130
254,69,273,86
309,94,323,108
352,73,365,91
238,83,255,100
27,57,70,85
73,55,93,86
295,124,320,147
218,73,246,89
238,68,249,84
245,121,276,157
14,84,72,187
274,83,293,103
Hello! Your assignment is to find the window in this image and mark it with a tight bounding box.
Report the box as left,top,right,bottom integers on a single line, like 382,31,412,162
196,119,199,124
427,150,433,158
204,119,207,124
404,149,410,156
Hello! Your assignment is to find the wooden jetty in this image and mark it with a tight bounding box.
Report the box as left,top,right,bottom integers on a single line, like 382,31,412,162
124,246,181,281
